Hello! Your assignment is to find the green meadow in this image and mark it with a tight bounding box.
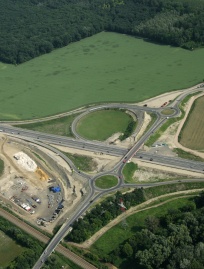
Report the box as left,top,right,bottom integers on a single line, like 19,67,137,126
1,32,204,120
0,230,25,267
76,109,132,141
95,175,118,189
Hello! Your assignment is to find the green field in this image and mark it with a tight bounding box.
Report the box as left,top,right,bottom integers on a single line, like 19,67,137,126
95,175,118,189
76,109,132,140
0,230,25,267
1,32,204,120
91,197,194,255
122,162,138,183
15,113,79,137
179,96,204,150
62,152,97,172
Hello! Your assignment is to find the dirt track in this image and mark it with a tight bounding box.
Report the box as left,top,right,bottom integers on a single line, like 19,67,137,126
74,189,203,249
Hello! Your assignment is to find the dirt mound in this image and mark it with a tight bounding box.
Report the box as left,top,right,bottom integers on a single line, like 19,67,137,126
35,167,49,181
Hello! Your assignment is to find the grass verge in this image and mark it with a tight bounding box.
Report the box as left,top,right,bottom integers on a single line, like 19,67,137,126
62,152,97,172
0,159,4,177
122,162,138,183
173,148,204,162
95,175,118,189
14,113,79,137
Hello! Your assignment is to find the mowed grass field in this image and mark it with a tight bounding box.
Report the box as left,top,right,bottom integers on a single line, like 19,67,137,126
95,175,118,189
76,109,132,140
1,32,204,120
179,96,204,150
0,230,25,267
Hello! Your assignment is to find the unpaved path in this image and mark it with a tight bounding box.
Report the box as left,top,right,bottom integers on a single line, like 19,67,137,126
73,188,203,249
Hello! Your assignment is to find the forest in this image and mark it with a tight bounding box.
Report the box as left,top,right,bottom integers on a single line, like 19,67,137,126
67,191,204,269
0,0,204,64
100,192,204,269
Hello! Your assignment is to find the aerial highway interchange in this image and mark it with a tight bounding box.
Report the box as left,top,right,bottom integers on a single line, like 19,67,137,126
0,83,204,268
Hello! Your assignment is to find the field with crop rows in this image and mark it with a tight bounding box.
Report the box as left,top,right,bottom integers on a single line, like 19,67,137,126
1,32,204,120
179,96,204,150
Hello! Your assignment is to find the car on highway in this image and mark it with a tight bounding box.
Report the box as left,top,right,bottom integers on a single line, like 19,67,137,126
150,158,153,161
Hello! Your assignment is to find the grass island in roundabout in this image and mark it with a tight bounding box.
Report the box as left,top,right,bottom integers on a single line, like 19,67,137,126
76,109,135,141
95,175,118,189
161,108,175,115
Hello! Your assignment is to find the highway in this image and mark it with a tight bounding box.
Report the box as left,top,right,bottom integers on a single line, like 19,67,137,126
0,84,203,268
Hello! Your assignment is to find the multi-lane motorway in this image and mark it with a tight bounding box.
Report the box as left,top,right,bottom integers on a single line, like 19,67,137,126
0,83,203,269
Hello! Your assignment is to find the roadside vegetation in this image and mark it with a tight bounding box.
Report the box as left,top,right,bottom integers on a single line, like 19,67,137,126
144,112,157,134
120,120,137,141
91,194,204,269
0,158,4,176
62,152,97,172
65,182,204,244
76,109,133,141
95,175,118,189
123,163,187,184
179,95,204,150
42,253,82,269
1,32,204,120
122,162,138,183
145,92,202,147
173,148,204,162
15,113,79,137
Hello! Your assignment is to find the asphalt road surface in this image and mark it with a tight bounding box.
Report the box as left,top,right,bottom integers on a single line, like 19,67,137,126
0,84,203,268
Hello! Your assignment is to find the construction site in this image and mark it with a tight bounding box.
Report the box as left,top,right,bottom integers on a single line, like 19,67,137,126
0,135,88,232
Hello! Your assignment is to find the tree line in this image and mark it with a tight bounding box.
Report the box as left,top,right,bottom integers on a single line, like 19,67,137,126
0,0,204,64
99,192,204,269
66,188,145,243
0,216,44,269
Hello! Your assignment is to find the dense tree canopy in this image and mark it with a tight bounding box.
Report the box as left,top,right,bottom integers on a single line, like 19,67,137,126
0,0,204,64
99,192,204,269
